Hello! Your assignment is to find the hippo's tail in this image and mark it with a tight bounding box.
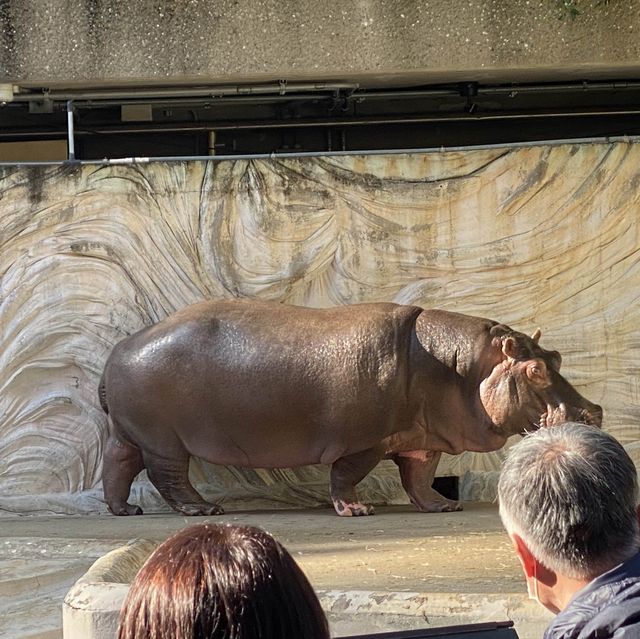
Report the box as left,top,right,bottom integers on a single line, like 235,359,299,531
98,371,109,415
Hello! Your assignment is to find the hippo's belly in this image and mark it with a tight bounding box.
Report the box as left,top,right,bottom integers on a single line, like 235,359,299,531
180,423,358,469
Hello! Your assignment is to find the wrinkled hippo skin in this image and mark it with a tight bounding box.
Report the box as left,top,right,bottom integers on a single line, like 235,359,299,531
99,300,602,516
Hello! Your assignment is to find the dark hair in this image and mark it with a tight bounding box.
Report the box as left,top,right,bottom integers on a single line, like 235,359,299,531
118,523,330,639
499,422,640,579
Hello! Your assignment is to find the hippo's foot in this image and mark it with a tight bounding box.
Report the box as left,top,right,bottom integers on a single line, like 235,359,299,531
415,498,463,513
394,452,463,514
175,502,225,516
333,499,375,517
109,503,144,516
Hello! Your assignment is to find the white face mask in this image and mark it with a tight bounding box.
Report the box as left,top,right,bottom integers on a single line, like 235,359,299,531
527,561,540,604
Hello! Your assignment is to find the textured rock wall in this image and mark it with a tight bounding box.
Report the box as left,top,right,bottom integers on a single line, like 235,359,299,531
1,143,638,514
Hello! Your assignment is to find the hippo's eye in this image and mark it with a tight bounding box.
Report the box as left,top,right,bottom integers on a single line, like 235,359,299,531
526,360,548,383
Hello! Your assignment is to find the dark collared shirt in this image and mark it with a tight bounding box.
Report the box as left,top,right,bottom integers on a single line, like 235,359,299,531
544,551,640,639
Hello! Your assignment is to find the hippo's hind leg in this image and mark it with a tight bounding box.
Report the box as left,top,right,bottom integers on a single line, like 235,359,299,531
393,451,462,513
103,435,144,516
330,448,381,516
143,450,224,516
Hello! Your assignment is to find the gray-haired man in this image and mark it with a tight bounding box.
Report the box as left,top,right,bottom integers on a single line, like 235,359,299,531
498,422,640,638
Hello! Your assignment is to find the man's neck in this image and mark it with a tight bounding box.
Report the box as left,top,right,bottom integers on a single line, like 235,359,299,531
542,572,593,614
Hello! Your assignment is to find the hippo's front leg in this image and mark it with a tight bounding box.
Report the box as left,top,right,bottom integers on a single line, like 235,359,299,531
393,450,462,512
330,448,382,516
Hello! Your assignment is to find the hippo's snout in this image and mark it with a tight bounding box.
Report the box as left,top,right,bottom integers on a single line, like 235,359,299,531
545,370,603,429
566,402,603,428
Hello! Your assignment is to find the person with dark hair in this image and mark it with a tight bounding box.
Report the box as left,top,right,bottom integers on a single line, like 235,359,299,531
498,422,640,638
118,523,330,639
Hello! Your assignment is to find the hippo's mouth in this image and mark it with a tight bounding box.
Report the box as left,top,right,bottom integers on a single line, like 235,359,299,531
538,403,602,429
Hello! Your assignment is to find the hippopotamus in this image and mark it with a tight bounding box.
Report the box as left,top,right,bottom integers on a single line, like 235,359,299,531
99,299,602,516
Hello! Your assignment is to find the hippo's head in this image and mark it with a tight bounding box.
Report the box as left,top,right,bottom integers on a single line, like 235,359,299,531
479,326,602,436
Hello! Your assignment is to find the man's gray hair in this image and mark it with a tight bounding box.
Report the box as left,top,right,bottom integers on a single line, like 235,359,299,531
498,422,639,580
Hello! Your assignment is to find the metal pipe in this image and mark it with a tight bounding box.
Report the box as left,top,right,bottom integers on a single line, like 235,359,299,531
28,83,640,111
359,81,640,101
66,100,75,160
58,93,340,109
1,135,638,168
12,80,640,107
208,130,216,156
11,82,360,103
480,81,640,94
92,135,640,163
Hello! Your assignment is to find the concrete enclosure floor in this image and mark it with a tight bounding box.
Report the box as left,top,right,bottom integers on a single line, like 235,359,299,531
1,503,553,639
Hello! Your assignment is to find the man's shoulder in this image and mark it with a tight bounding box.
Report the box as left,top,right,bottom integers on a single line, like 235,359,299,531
544,553,640,639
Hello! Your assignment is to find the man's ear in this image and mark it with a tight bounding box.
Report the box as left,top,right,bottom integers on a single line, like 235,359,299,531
512,533,537,579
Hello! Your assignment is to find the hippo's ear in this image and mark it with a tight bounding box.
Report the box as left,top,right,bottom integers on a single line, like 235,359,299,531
502,336,518,360
531,328,541,344
549,350,562,371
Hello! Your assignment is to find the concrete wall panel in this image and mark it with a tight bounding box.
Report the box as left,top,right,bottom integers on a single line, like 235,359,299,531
1,1,639,88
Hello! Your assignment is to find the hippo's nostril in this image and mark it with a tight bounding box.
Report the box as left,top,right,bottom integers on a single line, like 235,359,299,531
591,404,604,427
578,405,603,428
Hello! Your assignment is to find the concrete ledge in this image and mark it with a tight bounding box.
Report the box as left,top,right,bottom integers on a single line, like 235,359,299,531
62,540,158,639
319,590,552,637
62,537,551,639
